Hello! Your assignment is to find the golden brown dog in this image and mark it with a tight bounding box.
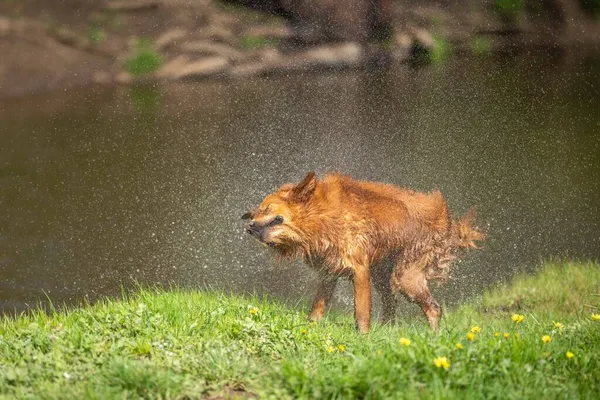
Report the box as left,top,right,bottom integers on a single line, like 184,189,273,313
243,172,483,333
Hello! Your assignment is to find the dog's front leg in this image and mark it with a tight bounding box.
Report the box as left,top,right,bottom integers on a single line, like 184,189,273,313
353,266,372,334
308,276,338,322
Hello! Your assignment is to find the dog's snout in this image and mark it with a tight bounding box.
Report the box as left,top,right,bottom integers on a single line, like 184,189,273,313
246,220,259,236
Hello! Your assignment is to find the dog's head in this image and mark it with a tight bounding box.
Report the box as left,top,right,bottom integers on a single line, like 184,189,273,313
242,172,317,249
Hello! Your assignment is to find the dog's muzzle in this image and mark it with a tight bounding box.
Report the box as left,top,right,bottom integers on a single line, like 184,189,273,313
246,216,283,240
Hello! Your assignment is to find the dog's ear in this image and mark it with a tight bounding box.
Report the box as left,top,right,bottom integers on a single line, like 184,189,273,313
291,171,317,203
241,211,253,220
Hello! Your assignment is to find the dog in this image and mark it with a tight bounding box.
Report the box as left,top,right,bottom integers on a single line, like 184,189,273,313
243,172,483,333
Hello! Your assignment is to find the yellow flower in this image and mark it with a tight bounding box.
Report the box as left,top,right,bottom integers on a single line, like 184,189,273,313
566,351,574,359
471,325,481,333
494,332,500,337
541,335,552,344
399,337,412,347
337,344,346,352
553,321,564,329
377,349,383,356
433,357,451,370
591,314,600,321
249,307,259,315
300,328,307,335
467,332,475,341
511,314,525,323
327,345,335,353
455,343,463,350
503,332,510,339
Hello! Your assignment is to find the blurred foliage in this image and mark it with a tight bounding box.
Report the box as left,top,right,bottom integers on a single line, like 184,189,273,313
495,0,525,20
431,34,453,63
85,27,105,45
471,35,492,57
580,0,600,17
124,39,162,76
240,35,278,49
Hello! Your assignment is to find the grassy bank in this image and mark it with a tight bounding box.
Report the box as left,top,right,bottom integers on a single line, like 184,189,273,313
1,261,599,399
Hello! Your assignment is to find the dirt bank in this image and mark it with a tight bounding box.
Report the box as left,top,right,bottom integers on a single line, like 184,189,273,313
1,0,598,99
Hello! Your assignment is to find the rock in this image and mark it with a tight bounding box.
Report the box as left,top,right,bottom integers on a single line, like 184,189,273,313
392,32,413,61
198,25,237,45
255,48,282,63
155,28,188,51
230,49,282,77
230,62,269,78
303,42,362,68
210,11,239,29
155,55,190,79
270,42,363,73
92,71,112,84
244,25,292,40
174,57,229,80
0,17,11,37
179,41,245,61
53,26,89,50
104,0,161,12
115,71,133,84
395,32,413,49
410,28,434,53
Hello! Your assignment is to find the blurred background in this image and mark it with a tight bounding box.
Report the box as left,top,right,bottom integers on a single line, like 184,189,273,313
1,0,599,316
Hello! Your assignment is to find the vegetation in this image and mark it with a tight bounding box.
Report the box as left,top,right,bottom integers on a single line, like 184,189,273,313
430,34,453,64
1,261,599,399
124,39,162,76
471,36,493,57
240,35,278,50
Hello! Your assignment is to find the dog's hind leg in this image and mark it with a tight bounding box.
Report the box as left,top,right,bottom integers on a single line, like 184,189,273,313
308,276,338,322
393,266,442,331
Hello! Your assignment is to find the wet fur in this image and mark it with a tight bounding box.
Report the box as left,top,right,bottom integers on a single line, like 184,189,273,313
244,172,483,332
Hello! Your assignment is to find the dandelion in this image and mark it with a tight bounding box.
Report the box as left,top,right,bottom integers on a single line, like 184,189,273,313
471,325,481,333
591,314,600,321
467,332,475,341
249,307,259,315
503,332,510,339
553,321,564,329
300,328,307,335
541,335,552,344
377,349,383,356
455,343,464,350
327,345,335,353
566,351,574,359
494,332,500,337
511,314,525,323
399,337,412,347
337,344,346,352
433,356,451,370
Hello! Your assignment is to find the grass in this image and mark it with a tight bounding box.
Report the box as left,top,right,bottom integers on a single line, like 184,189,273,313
1,261,599,399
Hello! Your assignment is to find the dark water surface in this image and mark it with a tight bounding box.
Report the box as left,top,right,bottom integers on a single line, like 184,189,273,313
1,51,599,315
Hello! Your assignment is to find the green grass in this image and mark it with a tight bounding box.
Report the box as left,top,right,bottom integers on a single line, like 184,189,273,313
1,261,599,399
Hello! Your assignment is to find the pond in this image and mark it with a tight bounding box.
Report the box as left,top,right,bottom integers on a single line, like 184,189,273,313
1,50,599,315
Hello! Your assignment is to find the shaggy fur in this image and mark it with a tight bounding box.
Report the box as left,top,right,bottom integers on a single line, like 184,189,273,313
243,172,483,333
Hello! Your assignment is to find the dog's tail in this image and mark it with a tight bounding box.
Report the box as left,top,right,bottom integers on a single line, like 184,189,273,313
451,207,485,249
